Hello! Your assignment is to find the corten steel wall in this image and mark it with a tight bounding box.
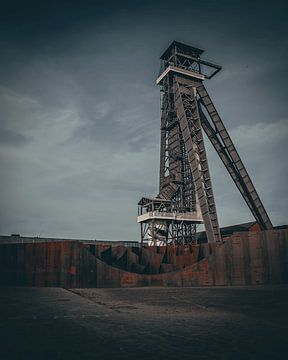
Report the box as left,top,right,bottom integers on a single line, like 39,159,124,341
0,230,287,288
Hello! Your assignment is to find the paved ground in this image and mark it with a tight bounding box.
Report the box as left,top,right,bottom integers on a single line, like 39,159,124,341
0,286,287,359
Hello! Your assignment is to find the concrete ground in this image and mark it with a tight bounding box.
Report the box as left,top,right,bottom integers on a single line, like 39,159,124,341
0,286,287,360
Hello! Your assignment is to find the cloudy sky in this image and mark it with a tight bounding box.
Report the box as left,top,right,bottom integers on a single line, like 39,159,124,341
0,0,287,240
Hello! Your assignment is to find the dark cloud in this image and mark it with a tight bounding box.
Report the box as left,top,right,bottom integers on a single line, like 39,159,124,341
0,0,287,239
0,128,31,146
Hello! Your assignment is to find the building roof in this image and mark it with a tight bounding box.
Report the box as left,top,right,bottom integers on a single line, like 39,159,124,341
220,221,257,236
197,221,257,243
197,222,288,243
160,41,204,60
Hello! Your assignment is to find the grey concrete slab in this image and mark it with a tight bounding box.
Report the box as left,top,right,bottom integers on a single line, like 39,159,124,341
0,286,288,359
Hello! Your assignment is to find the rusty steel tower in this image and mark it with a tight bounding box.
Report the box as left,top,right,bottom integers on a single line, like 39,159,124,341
137,41,273,245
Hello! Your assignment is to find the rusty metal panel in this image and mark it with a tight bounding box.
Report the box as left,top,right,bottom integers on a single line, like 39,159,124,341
248,232,264,284
224,238,233,285
279,230,288,283
16,243,25,286
79,242,97,288
160,264,174,273
265,230,281,284
166,246,177,265
230,234,246,285
96,257,121,288
12,244,21,285
46,242,58,286
70,241,80,288
124,249,139,272
111,245,127,262
260,231,270,284
59,242,67,287
1,230,288,288
3,244,15,285
242,232,252,285
174,245,199,270
195,257,214,286
120,271,142,288
214,242,228,285
24,243,36,286
95,244,111,259
0,245,11,285
34,243,47,286
140,246,164,272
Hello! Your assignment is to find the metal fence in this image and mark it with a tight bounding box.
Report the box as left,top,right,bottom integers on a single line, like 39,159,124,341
0,235,140,247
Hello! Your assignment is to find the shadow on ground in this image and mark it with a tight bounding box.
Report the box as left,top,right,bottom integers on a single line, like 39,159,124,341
0,286,287,359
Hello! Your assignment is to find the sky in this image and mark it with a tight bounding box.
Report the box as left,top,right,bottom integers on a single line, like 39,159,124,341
0,0,287,240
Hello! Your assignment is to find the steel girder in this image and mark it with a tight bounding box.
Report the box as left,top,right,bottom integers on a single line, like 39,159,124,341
173,77,221,243
197,85,273,230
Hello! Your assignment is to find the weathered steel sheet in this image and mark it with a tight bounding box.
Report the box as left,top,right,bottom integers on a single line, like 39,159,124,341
214,242,228,285
0,230,287,288
279,230,288,282
230,234,246,285
266,230,282,283
248,232,264,284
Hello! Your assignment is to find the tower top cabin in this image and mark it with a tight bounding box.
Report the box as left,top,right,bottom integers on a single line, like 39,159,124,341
157,41,222,85
160,41,204,61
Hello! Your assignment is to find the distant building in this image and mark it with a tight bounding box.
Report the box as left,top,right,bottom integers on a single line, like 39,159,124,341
197,222,288,243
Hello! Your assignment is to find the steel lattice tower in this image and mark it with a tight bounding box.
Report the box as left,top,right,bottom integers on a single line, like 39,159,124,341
137,41,273,245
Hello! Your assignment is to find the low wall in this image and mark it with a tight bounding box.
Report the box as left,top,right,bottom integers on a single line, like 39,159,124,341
0,230,287,287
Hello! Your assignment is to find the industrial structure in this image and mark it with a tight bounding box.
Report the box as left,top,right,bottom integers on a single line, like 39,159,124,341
1,228,287,287
0,41,287,289
137,41,273,246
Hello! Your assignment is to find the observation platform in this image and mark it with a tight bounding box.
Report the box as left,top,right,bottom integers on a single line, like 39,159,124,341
137,196,203,224
137,211,203,223
156,65,205,85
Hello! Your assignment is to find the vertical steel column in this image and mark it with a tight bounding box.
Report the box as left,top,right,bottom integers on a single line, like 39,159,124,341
174,77,221,243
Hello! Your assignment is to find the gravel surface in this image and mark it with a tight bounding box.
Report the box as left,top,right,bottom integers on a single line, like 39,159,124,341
0,286,287,359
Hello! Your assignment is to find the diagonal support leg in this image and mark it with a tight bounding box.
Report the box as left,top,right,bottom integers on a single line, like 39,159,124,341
174,77,221,243
197,85,273,230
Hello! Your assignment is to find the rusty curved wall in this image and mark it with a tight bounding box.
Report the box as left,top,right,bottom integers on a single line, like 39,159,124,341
0,229,287,287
